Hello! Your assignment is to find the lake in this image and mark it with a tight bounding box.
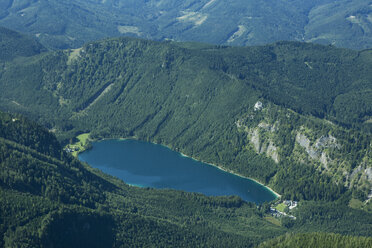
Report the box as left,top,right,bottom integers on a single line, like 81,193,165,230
78,139,277,204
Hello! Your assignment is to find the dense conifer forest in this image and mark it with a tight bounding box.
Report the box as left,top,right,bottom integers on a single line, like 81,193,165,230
0,36,370,197
0,25,371,247
0,111,371,247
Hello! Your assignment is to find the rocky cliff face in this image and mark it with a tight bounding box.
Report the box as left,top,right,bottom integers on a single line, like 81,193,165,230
236,101,372,198
295,132,340,169
248,125,280,163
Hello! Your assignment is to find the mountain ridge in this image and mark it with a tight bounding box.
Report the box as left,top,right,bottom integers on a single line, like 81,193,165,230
0,0,371,50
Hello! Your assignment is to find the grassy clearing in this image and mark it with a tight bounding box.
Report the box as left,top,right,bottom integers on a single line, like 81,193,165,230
67,48,82,65
349,198,372,212
349,198,364,209
65,133,90,157
275,203,287,212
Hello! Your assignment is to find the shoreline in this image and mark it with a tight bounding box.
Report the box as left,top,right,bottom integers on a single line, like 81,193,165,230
179,152,281,198
81,136,281,199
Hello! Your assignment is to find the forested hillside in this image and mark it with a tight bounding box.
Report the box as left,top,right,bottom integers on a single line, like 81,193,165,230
0,25,372,247
0,111,287,247
0,26,45,61
0,0,371,50
1,111,372,247
258,233,372,248
0,37,370,199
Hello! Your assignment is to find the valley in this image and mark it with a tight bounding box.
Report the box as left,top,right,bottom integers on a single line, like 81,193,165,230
0,10,371,247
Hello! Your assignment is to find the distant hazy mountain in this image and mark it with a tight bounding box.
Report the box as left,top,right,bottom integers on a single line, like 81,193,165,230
0,26,45,60
0,0,371,49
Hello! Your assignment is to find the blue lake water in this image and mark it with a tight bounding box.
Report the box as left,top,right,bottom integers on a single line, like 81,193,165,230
78,139,277,204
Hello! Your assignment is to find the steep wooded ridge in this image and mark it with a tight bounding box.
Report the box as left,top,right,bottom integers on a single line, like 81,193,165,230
1,111,372,247
0,0,371,50
0,37,371,200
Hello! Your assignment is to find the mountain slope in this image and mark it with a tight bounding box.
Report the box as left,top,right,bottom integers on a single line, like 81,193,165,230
0,26,45,61
1,110,371,247
0,110,288,247
258,233,372,248
0,28,372,246
0,0,371,49
1,38,371,132
0,37,370,200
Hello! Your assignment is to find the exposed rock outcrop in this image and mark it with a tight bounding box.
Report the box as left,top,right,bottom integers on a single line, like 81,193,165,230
248,125,280,163
295,132,340,169
236,103,371,198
